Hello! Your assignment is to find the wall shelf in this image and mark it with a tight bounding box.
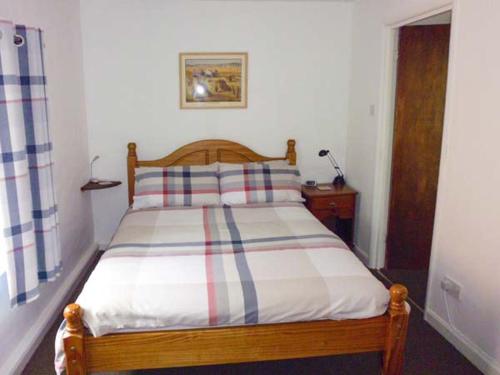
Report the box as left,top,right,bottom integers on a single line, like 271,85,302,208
81,180,121,191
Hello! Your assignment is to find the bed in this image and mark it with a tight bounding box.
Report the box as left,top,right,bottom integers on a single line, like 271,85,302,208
60,139,409,375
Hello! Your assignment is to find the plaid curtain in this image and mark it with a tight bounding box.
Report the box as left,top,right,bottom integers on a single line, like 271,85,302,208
0,21,61,307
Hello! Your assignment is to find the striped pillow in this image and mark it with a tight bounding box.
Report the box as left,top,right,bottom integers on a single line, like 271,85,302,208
219,162,303,204
133,165,220,209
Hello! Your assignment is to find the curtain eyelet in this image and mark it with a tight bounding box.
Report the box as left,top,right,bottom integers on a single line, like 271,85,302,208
14,34,25,47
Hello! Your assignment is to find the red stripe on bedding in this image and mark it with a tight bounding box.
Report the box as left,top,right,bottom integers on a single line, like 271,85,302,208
220,185,301,193
162,169,168,207
136,189,219,196
203,207,218,326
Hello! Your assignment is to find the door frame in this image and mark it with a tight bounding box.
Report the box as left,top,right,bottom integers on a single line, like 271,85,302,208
370,2,459,297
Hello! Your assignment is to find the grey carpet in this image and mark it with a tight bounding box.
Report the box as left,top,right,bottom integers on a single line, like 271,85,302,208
380,269,429,310
22,252,480,375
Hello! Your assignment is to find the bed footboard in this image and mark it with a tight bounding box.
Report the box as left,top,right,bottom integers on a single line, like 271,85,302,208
383,284,409,375
63,304,86,375
62,284,409,375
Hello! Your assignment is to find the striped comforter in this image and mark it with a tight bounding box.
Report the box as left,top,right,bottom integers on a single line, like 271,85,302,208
55,203,389,372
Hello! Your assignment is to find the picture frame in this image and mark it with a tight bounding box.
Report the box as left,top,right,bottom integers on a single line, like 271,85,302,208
179,52,248,109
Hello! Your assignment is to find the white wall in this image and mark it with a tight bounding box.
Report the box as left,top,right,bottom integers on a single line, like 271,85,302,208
0,0,94,372
347,0,500,373
79,0,353,244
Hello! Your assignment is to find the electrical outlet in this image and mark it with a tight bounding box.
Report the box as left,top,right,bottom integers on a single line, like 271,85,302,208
441,276,462,300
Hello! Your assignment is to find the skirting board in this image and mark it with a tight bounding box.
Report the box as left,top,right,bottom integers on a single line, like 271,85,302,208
352,243,369,266
97,242,108,251
425,309,500,375
1,242,98,375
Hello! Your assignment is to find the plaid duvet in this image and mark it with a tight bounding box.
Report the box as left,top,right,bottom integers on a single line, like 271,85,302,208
133,165,220,209
219,162,303,204
55,203,389,374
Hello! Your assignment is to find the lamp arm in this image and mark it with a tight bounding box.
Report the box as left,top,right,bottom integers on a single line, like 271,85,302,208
325,154,338,173
327,153,344,177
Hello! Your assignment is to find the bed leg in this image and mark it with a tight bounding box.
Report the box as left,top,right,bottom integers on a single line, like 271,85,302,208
382,284,409,375
63,304,87,375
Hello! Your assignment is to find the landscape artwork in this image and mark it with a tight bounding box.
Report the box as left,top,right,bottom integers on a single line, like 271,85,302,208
180,53,247,109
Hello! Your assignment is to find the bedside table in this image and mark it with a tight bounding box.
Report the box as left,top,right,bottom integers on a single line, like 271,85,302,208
302,184,358,246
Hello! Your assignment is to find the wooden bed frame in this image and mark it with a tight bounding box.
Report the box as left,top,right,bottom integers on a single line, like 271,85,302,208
63,139,409,375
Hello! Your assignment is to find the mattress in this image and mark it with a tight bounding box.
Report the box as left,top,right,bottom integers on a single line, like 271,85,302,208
55,202,389,372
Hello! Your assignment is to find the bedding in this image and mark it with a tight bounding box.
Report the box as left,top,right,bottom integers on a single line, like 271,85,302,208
219,162,303,204
133,164,220,209
55,202,389,373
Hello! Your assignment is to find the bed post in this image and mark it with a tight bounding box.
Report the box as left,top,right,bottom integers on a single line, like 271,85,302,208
127,142,137,206
382,284,409,375
63,304,87,375
286,139,296,165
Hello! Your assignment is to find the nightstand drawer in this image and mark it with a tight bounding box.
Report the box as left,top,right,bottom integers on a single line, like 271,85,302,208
308,195,354,210
311,207,354,220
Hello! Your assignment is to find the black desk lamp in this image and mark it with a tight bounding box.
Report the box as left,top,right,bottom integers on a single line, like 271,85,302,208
318,149,345,186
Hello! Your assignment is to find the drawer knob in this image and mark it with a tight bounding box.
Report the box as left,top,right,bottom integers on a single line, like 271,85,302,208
329,202,337,207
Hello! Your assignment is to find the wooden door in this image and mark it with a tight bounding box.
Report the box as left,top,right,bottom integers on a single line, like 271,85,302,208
386,25,450,269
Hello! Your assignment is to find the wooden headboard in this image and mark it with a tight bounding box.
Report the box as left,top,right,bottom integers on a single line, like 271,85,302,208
127,139,297,205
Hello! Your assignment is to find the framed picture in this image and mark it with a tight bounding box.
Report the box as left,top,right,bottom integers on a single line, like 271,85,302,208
179,52,248,109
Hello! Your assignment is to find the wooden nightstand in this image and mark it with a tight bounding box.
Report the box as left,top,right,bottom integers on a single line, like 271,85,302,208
302,184,357,246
